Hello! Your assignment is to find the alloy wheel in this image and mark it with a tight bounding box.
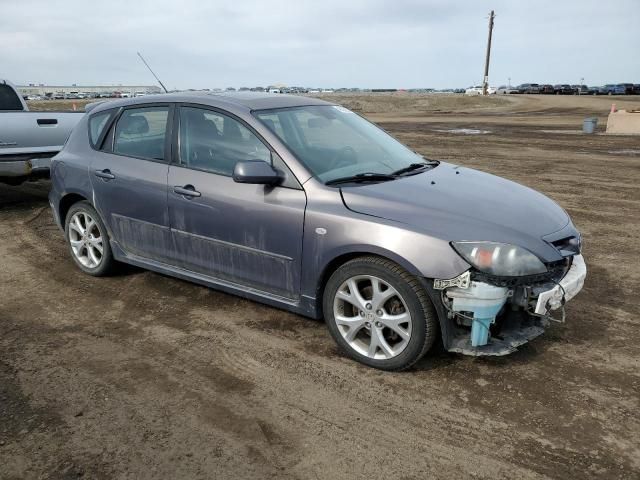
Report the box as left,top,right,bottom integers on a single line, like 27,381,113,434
68,211,104,269
333,275,412,360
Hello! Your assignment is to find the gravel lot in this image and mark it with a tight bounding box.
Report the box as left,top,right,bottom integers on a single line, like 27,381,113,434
2,94,639,479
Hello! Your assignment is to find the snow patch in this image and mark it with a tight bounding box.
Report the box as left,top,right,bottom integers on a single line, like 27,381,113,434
434,128,491,135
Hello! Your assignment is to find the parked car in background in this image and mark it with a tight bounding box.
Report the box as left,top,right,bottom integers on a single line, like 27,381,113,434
517,83,541,94
496,85,519,94
0,79,83,185
618,83,635,95
465,86,495,95
603,84,626,95
553,84,573,95
588,85,606,95
571,85,589,95
539,84,554,94
49,91,586,370
633,84,640,95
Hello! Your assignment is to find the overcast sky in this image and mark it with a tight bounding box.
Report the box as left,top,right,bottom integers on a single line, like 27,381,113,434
2,0,638,89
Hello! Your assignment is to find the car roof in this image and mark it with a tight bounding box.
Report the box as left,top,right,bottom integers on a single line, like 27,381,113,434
89,91,335,115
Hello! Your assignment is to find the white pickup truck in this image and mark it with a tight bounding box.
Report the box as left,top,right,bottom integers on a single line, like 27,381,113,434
0,79,83,185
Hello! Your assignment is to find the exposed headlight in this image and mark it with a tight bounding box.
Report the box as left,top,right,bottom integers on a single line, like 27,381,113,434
451,241,547,277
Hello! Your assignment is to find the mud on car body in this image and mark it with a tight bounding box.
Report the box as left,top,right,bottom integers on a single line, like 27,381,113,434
49,91,586,371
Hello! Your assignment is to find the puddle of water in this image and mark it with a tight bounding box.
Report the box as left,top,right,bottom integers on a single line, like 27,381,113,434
608,150,640,156
434,128,492,135
539,129,585,135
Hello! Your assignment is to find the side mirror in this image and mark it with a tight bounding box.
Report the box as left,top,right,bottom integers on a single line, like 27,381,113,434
233,160,282,185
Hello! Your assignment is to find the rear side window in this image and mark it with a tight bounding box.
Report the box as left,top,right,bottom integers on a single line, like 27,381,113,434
88,111,113,148
0,84,24,111
113,106,169,161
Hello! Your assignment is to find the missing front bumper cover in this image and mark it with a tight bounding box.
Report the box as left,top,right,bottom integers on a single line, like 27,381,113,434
438,254,587,356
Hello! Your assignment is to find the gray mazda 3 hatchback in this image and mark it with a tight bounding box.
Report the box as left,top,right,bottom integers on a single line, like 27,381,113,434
49,92,586,370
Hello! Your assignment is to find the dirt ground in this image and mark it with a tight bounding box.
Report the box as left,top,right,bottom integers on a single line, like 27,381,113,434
2,94,640,479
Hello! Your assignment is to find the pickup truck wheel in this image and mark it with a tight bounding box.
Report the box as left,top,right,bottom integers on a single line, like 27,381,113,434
65,202,114,276
323,256,437,371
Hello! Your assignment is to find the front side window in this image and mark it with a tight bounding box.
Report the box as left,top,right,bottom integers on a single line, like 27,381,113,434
255,105,425,183
113,106,169,161
179,106,271,176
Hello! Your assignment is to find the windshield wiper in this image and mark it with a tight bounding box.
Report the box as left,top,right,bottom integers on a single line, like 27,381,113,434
325,172,397,186
391,161,439,176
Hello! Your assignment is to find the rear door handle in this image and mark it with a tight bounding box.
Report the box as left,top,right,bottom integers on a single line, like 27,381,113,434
37,118,58,126
174,185,201,198
94,169,115,180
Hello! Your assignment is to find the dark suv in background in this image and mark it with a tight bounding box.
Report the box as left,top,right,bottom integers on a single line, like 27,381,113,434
618,83,635,95
553,85,574,95
517,83,540,94
539,84,554,94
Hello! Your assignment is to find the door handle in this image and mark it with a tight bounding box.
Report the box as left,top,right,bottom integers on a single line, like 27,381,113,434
94,169,115,180
37,118,58,126
174,185,201,198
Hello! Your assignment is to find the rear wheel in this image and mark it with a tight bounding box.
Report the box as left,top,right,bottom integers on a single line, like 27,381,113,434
323,256,438,371
65,201,114,276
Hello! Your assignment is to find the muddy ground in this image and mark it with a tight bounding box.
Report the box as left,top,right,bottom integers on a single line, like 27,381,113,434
2,94,640,479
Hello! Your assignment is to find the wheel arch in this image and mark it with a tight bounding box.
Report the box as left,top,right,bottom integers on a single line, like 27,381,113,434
314,246,423,317
59,192,89,226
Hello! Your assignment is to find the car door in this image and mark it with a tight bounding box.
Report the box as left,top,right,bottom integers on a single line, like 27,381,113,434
167,105,306,300
89,104,174,262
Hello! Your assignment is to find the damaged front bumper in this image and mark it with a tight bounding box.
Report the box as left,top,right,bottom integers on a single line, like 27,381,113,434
435,254,587,356
534,254,586,314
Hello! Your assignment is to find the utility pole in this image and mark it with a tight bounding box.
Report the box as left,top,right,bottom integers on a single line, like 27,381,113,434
482,10,496,96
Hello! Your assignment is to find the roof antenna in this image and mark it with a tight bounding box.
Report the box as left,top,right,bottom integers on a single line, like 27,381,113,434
137,52,168,93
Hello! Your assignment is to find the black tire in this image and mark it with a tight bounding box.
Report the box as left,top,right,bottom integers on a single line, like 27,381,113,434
64,201,115,276
323,256,438,371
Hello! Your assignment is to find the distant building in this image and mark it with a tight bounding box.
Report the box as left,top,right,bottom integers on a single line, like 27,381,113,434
17,84,163,97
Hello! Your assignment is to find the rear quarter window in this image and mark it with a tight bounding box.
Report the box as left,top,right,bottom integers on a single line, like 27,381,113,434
88,110,114,148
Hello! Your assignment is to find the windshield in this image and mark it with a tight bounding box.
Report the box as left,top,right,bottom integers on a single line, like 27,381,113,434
254,105,427,183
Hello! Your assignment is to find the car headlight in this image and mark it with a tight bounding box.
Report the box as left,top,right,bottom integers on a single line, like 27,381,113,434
451,241,547,277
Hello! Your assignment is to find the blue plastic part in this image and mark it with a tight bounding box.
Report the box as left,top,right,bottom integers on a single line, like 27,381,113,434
471,317,494,347
468,304,504,347
448,282,509,347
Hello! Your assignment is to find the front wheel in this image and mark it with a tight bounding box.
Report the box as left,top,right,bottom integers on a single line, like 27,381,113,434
65,201,115,276
323,256,438,371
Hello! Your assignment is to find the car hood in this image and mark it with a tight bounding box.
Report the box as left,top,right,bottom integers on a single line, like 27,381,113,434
340,162,573,262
